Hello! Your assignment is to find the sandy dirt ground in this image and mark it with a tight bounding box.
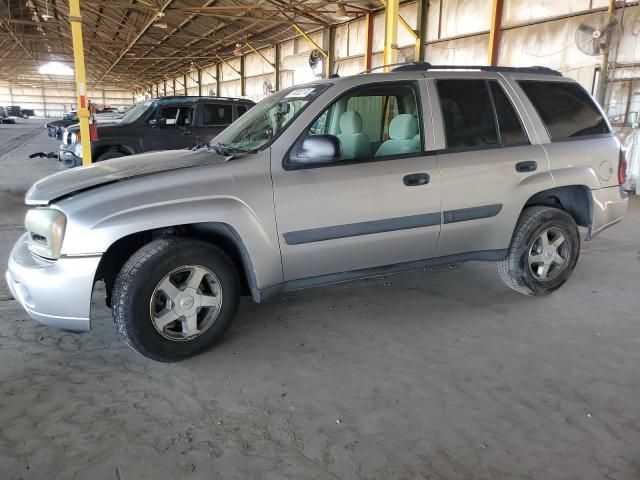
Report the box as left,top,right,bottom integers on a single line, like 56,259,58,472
1,123,640,480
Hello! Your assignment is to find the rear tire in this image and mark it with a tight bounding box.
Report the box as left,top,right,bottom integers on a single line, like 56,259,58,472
97,149,126,161
498,206,580,296
112,238,240,362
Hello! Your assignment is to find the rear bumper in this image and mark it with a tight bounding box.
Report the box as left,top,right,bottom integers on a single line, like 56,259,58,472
588,185,629,239
5,233,101,332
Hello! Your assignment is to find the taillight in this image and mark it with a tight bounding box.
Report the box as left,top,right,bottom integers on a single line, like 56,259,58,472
76,131,81,142
618,148,628,185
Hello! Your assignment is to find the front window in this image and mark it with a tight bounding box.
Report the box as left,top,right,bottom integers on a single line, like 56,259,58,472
212,84,328,152
148,105,195,127
308,82,422,161
118,101,153,125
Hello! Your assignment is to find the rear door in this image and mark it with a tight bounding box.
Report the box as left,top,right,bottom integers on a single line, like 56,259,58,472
431,76,553,257
195,102,234,144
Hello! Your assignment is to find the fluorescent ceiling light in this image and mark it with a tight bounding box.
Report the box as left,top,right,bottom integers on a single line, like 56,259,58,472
38,61,73,75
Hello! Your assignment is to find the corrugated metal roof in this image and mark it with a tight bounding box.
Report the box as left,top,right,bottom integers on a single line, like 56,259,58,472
0,0,374,88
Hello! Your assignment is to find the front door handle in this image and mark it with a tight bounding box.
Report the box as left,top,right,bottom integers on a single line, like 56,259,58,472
515,161,537,172
403,173,430,186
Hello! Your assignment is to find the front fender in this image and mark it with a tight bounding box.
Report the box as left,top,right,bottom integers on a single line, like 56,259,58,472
91,139,139,158
67,196,281,290
55,158,282,289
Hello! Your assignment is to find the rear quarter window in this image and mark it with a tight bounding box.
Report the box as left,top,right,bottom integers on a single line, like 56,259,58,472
518,80,610,141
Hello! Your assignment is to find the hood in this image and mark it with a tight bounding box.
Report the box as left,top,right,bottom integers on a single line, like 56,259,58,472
46,119,74,128
65,122,120,134
26,149,229,205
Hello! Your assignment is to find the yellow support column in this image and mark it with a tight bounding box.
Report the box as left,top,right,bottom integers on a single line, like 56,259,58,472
69,0,92,165
596,0,616,105
383,0,399,71
487,0,504,66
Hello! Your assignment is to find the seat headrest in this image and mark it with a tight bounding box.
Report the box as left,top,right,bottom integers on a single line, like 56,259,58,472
389,114,418,140
340,111,363,134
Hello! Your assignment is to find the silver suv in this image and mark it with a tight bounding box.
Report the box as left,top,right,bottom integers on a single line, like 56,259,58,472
6,64,629,362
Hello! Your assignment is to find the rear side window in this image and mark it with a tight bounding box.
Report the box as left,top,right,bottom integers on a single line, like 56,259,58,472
203,104,233,125
518,81,610,140
489,82,528,146
437,80,498,149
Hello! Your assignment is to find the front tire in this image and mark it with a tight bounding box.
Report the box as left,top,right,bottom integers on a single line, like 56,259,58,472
498,206,580,296
112,238,240,362
97,149,126,161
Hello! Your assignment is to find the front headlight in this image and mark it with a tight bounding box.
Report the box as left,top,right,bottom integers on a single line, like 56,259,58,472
25,208,67,259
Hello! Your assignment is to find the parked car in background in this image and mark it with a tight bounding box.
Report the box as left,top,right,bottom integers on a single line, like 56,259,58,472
5,106,35,119
7,64,629,362
58,96,254,168
0,106,17,124
46,111,78,139
47,108,128,140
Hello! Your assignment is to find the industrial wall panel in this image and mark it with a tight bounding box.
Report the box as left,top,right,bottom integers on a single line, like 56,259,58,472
296,30,324,54
426,33,489,65
335,24,349,58
245,48,275,76
245,73,276,102
335,57,365,76
440,0,491,37
220,80,241,97
398,2,418,47
503,0,591,27
186,71,199,89
221,58,241,81
498,13,603,89
372,12,385,53
348,19,367,56
427,0,441,41
616,6,640,63
202,64,218,87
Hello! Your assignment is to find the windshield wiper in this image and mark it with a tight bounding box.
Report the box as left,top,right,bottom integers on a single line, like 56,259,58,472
209,142,245,157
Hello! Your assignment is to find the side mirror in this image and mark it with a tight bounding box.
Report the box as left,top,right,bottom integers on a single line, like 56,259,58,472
149,118,166,127
288,135,341,168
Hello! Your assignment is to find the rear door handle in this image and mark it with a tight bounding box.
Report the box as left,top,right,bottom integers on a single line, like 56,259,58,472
515,161,537,172
403,173,430,186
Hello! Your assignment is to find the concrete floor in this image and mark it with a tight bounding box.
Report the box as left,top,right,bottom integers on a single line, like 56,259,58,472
1,122,639,480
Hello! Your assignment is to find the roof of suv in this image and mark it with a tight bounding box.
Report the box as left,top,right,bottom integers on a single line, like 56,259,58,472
316,63,570,88
156,96,255,104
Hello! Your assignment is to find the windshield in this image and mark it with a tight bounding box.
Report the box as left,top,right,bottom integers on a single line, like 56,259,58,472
212,84,328,152
118,101,153,125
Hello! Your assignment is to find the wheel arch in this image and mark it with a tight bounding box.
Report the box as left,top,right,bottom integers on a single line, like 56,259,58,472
93,143,136,160
523,185,592,229
94,222,261,307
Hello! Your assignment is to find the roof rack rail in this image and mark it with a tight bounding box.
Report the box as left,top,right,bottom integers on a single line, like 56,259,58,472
157,95,252,101
359,62,562,77
391,62,563,76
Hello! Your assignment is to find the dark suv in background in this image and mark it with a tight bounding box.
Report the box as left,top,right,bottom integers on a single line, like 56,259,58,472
59,96,254,167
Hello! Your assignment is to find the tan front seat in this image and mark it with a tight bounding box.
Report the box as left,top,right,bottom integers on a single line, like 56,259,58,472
337,111,370,160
